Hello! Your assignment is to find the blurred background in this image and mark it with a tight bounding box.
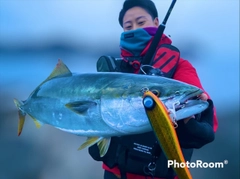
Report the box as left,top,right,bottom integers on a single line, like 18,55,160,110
0,0,239,179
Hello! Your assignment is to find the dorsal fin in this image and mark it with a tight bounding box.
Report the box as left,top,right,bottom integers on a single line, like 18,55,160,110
29,59,72,97
45,59,72,81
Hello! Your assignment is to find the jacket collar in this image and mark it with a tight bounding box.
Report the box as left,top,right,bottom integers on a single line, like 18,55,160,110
121,34,172,57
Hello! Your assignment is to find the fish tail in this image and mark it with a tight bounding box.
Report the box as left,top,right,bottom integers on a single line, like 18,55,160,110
13,98,26,136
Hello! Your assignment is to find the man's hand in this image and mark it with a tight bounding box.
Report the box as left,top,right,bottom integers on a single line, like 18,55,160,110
183,92,208,124
198,93,208,101
176,99,215,149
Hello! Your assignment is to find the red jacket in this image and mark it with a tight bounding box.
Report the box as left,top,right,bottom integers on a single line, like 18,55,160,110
120,34,218,132
103,34,218,179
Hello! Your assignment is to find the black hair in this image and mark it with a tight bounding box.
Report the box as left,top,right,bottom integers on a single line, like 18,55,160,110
118,0,158,27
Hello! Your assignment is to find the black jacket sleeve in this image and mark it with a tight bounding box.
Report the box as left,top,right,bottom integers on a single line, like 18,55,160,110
176,99,215,149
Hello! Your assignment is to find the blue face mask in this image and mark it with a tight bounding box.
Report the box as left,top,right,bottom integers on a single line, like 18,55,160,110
120,28,152,56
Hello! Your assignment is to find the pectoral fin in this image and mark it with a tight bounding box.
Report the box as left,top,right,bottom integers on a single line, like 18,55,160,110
78,137,111,157
65,101,97,115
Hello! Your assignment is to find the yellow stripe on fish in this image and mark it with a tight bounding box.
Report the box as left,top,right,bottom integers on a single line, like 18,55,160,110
143,91,192,179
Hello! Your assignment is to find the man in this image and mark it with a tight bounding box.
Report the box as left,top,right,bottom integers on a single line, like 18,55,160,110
89,0,218,178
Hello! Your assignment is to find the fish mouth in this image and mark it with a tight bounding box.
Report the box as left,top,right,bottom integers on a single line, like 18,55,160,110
180,89,203,104
175,89,204,110
162,88,208,120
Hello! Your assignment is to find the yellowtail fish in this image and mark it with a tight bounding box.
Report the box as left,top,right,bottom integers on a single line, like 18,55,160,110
14,60,208,157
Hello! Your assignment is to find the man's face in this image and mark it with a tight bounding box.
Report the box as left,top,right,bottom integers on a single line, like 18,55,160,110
123,7,159,31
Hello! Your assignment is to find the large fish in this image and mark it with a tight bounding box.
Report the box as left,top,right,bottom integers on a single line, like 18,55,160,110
14,60,208,156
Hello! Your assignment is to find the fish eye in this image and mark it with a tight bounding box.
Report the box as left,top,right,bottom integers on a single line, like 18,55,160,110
151,89,160,97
